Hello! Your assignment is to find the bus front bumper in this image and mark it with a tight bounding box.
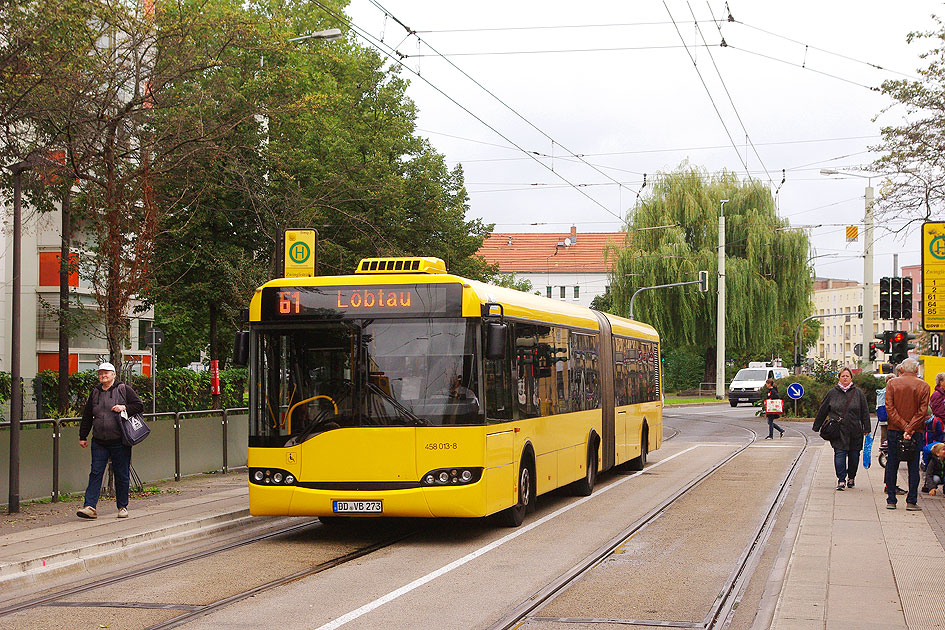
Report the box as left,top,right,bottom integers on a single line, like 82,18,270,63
249,482,490,519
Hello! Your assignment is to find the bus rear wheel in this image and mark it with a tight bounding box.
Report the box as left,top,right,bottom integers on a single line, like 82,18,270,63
629,427,648,471
501,461,533,527
572,443,598,496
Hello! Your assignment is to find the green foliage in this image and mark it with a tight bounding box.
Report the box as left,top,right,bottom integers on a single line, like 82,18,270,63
489,272,533,293
662,346,705,392
811,358,841,384
772,372,884,418
872,15,945,219
33,368,248,418
609,167,814,382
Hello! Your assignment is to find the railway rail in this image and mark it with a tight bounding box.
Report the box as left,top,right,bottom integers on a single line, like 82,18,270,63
488,418,810,630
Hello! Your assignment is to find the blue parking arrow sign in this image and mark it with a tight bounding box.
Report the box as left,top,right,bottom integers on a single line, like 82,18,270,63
787,383,804,400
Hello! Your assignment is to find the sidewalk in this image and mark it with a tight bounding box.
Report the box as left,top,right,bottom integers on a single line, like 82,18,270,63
0,471,254,597
770,443,945,629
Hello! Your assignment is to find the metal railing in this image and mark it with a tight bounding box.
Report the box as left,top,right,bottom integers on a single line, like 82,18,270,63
0,407,248,503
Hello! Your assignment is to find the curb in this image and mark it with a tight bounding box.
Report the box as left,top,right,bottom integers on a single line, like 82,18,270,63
0,508,253,595
663,401,730,408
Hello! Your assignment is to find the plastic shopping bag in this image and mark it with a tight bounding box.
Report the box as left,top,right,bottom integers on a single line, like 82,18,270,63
863,433,874,469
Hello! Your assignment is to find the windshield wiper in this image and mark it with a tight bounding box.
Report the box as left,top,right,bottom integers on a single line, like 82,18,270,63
367,382,429,426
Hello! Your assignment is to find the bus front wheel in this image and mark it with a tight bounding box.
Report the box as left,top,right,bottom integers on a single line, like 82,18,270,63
501,461,533,527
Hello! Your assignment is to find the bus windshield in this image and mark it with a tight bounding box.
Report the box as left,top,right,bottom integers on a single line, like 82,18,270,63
250,318,482,447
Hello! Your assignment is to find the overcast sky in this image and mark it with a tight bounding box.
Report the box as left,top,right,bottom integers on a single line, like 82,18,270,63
345,0,941,282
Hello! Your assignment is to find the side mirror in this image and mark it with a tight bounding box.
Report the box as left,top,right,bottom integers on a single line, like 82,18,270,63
485,321,507,360
232,331,249,367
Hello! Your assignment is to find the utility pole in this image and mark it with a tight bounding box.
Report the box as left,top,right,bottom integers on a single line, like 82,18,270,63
863,184,874,370
716,199,729,399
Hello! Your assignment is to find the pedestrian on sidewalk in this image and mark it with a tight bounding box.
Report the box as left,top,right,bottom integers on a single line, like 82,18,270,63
763,378,785,439
924,373,945,453
812,366,871,491
922,442,945,495
884,358,931,510
76,362,144,520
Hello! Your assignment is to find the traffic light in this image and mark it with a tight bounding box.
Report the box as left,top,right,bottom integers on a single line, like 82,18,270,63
891,277,903,319
875,331,892,354
901,277,913,319
879,277,891,320
890,330,918,364
869,342,877,362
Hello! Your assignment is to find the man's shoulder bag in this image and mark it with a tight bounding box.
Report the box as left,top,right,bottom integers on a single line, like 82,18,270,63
118,384,150,446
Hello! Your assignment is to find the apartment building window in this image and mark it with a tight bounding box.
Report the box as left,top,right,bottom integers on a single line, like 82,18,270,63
573,286,579,299
560,286,566,299
546,286,552,298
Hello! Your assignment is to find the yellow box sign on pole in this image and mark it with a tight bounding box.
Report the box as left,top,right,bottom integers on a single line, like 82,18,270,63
922,221,945,331
846,225,858,242
283,229,318,278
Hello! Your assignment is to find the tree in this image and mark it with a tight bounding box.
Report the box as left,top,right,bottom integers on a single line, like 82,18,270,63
152,2,493,367
489,272,533,293
608,166,814,382
872,15,945,223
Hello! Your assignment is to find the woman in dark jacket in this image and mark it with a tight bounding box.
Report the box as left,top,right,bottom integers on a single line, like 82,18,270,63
764,378,785,439
812,366,872,491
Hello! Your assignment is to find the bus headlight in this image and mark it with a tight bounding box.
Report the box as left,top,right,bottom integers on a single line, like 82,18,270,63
420,467,483,487
250,468,296,486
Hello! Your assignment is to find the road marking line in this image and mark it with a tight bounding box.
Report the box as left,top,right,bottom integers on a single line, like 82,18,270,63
313,445,701,630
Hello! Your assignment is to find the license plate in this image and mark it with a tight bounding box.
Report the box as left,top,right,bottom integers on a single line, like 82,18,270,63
333,500,382,513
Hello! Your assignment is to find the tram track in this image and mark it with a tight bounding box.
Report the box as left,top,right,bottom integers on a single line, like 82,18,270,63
488,416,811,630
0,517,414,628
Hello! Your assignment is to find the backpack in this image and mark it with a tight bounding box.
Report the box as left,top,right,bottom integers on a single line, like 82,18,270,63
924,416,944,447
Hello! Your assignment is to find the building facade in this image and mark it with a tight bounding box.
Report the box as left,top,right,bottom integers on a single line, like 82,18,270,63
476,226,625,308
809,278,900,368
0,196,155,385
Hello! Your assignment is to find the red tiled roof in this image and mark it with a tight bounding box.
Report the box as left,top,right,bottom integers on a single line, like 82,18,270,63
477,230,627,273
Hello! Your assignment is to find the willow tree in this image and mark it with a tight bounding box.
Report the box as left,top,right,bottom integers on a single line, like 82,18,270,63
608,167,814,381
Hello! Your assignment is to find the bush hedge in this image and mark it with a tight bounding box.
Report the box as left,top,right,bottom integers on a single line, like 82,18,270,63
32,367,248,418
773,372,888,418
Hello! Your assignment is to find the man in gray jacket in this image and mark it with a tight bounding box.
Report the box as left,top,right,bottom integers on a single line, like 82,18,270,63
77,362,144,519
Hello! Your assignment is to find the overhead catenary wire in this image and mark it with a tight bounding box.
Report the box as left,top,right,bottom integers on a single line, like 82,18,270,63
663,1,754,184
367,0,644,207
688,1,775,188
308,1,627,222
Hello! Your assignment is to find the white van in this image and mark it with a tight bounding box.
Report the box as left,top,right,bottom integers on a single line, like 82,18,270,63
728,363,790,407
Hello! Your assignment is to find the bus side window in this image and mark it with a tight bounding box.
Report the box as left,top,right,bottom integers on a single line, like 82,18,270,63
484,326,514,423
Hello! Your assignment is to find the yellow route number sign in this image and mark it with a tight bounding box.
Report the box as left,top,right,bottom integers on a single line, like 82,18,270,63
283,229,318,278
923,221,945,331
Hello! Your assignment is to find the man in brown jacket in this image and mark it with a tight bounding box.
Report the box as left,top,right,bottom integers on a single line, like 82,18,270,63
885,358,931,509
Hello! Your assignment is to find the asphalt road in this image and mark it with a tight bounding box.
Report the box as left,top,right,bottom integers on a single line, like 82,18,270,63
3,405,819,630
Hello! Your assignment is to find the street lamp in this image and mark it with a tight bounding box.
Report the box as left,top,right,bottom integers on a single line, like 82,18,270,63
717,199,729,399
820,169,874,370
6,159,31,514
288,28,343,43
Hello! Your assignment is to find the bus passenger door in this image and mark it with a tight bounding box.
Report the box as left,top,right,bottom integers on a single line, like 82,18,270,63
485,430,514,514
593,311,615,470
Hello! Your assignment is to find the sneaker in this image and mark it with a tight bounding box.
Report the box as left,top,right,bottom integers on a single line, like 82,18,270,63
847,478,855,489
779,430,785,438
887,503,897,509
117,507,129,518
897,486,907,495
837,481,846,491
922,486,932,494
764,436,773,440
907,503,922,511
76,506,97,519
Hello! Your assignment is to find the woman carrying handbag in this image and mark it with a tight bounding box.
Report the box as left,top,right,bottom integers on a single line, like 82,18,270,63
812,366,871,491
763,378,785,439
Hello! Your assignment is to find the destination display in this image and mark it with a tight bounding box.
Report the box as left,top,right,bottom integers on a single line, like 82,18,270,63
260,284,463,320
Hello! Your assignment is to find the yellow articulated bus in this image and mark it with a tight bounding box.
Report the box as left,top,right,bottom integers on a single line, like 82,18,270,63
240,257,661,527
